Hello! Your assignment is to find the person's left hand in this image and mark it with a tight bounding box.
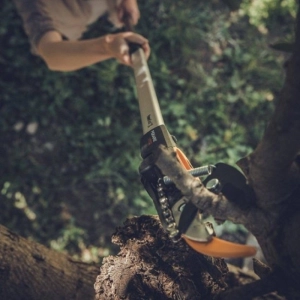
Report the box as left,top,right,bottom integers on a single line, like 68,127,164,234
103,32,150,66
117,0,140,26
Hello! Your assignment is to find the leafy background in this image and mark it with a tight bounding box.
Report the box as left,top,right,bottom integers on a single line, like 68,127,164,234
0,0,296,263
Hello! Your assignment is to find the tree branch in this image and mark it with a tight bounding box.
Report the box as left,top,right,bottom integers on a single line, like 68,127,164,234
154,145,272,236
0,225,98,300
238,3,300,210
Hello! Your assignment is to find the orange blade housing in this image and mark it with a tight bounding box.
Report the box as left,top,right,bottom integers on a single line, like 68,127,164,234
183,235,256,258
175,148,257,258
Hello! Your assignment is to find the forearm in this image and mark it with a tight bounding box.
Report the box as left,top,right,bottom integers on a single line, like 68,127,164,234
37,31,150,72
38,36,112,72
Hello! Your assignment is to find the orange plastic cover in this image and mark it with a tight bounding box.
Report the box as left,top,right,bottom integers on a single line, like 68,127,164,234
183,235,256,258
175,148,257,258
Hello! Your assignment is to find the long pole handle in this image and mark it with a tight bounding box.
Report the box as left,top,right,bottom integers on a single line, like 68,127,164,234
123,15,165,134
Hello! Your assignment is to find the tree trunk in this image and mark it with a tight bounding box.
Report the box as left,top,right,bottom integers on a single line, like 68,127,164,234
0,224,99,300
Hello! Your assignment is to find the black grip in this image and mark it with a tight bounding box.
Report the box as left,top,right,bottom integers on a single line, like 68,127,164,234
128,42,141,55
122,14,141,54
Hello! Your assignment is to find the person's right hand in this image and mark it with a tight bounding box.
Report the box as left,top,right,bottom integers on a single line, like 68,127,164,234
103,32,150,66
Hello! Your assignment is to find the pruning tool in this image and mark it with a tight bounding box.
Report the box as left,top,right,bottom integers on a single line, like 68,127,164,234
125,22,256,258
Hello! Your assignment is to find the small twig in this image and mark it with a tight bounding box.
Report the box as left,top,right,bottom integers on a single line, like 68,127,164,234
253,258,272,279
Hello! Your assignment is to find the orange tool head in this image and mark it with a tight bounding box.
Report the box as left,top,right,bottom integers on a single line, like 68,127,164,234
183,235,256,258
175,148,257,258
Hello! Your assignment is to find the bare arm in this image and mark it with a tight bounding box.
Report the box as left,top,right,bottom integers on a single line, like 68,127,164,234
37,31,150,72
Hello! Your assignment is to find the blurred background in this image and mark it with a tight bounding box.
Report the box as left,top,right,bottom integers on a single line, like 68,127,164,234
0,0,296,265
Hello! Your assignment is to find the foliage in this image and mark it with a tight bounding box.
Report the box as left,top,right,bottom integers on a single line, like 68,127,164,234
0,1,295,262
241,0,296,29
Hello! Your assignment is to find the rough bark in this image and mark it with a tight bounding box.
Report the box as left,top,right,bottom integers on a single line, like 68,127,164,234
95,215,285,300
95,215,228,300
0,215,286,300
0,224,99,300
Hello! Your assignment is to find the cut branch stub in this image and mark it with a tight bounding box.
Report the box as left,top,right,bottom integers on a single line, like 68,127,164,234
95,215,229,300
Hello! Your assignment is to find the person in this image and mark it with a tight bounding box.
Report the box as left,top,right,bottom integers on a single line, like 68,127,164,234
12,0,150,71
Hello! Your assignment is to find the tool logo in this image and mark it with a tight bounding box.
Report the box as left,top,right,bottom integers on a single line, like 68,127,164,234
147,114,153,127
146,130,157,146
150,130,157,142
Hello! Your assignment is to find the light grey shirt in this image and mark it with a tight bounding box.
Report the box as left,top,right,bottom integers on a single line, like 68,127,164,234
13,0,122,54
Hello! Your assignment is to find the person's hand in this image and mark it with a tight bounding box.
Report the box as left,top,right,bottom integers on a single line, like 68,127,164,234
117,0,140,26
103,32,150,66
